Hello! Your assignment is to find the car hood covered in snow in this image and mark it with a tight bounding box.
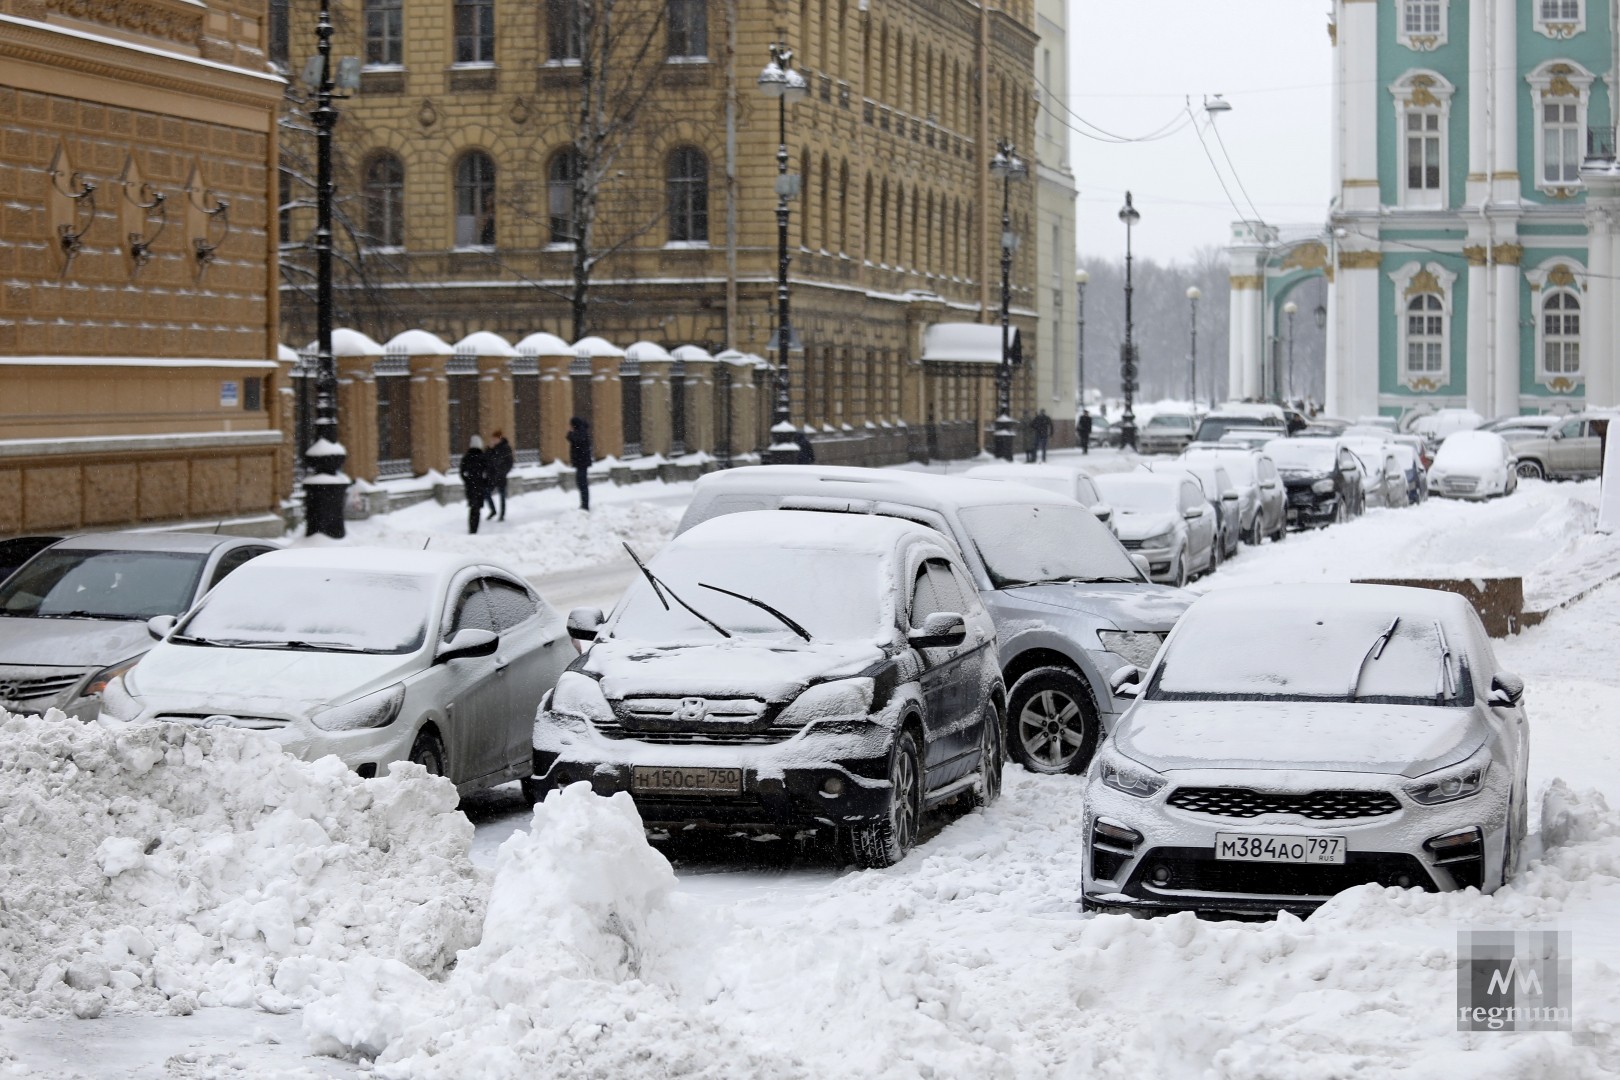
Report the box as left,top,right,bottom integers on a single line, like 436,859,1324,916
1114,699,1489,776
128,643,419,715
1111,512,1180,543
0,617,154,669
992,581,1191,632
586,638,886,702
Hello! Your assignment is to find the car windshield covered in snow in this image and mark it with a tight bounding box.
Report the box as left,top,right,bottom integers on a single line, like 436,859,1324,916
956,503,1141,587
0,549,207,620
1147,606,1472,706
1092,476,1178,515
175,566,435,653
607,546,886,643
1145,414,1195,430
1265,439,1339,474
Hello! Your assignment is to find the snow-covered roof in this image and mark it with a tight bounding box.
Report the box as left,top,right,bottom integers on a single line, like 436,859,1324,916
453,331,517,357
302,329,385,357
691,465,1074,512
1433,429,1510,468
516,331,571,355
571,336,625,358
383,329,453,356
675,508,935,558
921,323,1006,364
713,348,755,366
277,344,299,363
671,344,715,362
746,353,771,369
624,341,673,362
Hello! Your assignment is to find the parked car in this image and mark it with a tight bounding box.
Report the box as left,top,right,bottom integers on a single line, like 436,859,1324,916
1353,415,1398,433
678,467,1192,776
0,536,62,585
1479,415,1559,437
536,511,1003,868
1194,405,1287,445
1081,583,1529,917
1180,446,1286,544
98,548,571,795
1265,437,1366,527
1136,412,1199,455
1342,438,1408,509
1165,461,1241,563
1388,442,1427,504
0,532,278,721
1216,427,1285,450
1409,408,1484,442
1502,413,1604,481
964,463,1117,534
1092,473,1219,588
1389,432,1434,472
1427,430,1519,499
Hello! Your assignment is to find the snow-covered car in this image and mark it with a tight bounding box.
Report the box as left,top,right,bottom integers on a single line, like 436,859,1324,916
1265,437,1366,527
1502,414,1604,481
1194,405,1287,445
963,462,1117,534
0,532,278,721
534,511,1004,868
1409,407,1484,442
1342,438,1408,509
1388,442,1427,504
677,467,1191,776
1135,412,1199,455
1180,446,1286,544
1427,430,1519,500
1165,461,1241,563
98,548,571,795
1092,473,1218,588
1081,584,1530,917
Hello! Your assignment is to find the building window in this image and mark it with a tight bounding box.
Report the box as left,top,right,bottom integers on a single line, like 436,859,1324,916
1542,290,1580,374
1543,102,1580,184
363,152,405,248
666,0,707,59
666,146,708,243
1390,71,1453,209
268,0,289,67
1406,112,1441,191
548,147,581,244
1397,0,1447,49
1406,295,1444,374
1535,0,1584,37
454,151,495,247
1527,61,1594,194
1390,261,1455,389
547,0,583,61
364,0,403,66
454,0,495,64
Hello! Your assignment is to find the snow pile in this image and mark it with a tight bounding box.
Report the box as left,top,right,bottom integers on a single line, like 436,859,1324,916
0,709,483,1020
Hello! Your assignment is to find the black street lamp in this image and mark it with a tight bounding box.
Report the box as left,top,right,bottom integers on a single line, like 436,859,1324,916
1075,268,1088,411
300,2,358,537
1186,285,1202,408
758,44,809,464
989,140,1026,462
1118,192,1141,450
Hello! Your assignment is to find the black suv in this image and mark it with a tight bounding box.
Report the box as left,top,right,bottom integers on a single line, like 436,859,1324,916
1263,437,1365,528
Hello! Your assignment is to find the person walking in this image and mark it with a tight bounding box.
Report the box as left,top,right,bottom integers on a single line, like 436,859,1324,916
566,417,593,511
459,435,491,534
485,429,513,521
794,430,816,464
1032,409,1053,462
1077,409,1094,455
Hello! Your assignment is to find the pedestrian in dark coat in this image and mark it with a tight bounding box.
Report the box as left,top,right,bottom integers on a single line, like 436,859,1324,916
460,435,491,534
485,430,514,520
566,417,593,511
1032,409,1053,462
794,431,816,464
1078,409,1094,455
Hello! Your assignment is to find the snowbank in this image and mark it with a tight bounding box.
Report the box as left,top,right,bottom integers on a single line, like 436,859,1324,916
0,709,483,1020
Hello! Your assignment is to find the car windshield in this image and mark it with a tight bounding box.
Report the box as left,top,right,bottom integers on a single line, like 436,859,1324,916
1147,607,1472,706
176,565,434,653
1147,415,1193,430
1092,477,1177,515
1265,439,1338,473
957,503,1142,587
608,546,886,643
0,549,207,620
1197,416,1279,442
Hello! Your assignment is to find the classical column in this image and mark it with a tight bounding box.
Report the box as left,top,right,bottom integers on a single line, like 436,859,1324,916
1227,273,1263,400
1491,0,1518,204
1492,243,1522,417
1584,205,1616,408
1464,243,1492,417
1341,0,1381,212
1333,249,1383,417
1467,0,1490,207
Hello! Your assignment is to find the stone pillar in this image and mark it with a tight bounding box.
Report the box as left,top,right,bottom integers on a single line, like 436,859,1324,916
589,352,625,459
684,355,717,454
1332,249,1383,418
1465,242,1492,417
1466,0,1490,207
335,354,379,483
1341,0,1380,213
1491,0,1518,205
538,353,574,465
639,359,674,457
1493,244,1522,418
1583,196,1617,408
408,353,450,476
1228,274,1263,400
454,333,518,446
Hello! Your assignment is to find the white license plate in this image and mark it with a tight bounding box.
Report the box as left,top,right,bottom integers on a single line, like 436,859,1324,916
631,766,743,796
1215,833,1346,865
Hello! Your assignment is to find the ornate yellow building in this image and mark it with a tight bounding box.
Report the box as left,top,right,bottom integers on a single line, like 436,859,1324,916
277,0,1043,463
0,0,287,537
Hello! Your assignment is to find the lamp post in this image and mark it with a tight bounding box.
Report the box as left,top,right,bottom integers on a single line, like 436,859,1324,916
1118,192,1141,450
1186,285,1202,408
1283,300,1298,404
758,44,809,464
989,140,1027,461
1075,268,1089,413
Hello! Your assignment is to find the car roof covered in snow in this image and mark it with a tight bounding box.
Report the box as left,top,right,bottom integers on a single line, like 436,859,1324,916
1094,472,1188,493
963,462,1088,483
52,531,265,554
688,465,1078,512
239,545,504,581
1187,582,1477,625
673,509,945,559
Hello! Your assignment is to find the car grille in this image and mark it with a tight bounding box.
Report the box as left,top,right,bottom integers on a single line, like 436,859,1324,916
590,720,801,745
603,696,792,744
1167,787,1401,820
1442,477,1479,494
1119,539,1145,551
617,695,770,723
1286,489,1319,506
152,713,290,730
1125,846,1436,899
0,670,87,704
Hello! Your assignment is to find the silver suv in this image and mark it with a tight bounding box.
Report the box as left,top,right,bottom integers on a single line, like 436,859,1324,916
677,467,1193,775
1506,414,1604,481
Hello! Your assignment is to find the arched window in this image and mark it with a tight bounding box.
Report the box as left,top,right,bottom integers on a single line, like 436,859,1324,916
666,145,707,243
363,151,405,248
666,0,706,59
1543,290,1581,374
548,147,581,243
453,151,495,247
1406,294,1444,374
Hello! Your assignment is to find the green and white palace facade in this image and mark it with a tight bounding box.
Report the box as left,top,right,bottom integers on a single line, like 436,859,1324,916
1229,0,1620,420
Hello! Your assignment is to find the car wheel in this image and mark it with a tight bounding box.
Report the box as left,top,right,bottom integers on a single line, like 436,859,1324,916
1171,554,1188,589
1271,513,1287,542
1515,460,1544,481
1334,499,1348,526
969,700,1004,810
850,729,923,869
1245,516,1264,546
409,729,446,778
1007,666,1099,775
520,777,547,805
1206,535,1222,575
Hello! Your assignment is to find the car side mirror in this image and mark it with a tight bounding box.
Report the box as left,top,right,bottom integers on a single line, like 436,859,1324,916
435,628,498,663
1490,671,1525,707
1550,430,1564,440
567,607,605,642
1183,506,1204,519
147,614,177,641
1091,503,1113,522
908,612,967,649
1222,491,1239,501
1129,553,1151,578
1110,665,1144,698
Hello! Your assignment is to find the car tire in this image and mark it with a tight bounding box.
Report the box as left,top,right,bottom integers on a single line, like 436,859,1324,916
1245,516,1264,546
1271,513,1286,543
520,777,547,805
1007,666,1099,775
1171,554,1188,589
850,729,923,869
1206,536,1221,575
1333,499,1348,526
409,729,446,778
969,700,1004,810
1515,460,1544,481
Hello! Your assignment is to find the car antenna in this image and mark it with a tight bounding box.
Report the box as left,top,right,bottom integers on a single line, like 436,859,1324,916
422,537,432,550
214,520,224,534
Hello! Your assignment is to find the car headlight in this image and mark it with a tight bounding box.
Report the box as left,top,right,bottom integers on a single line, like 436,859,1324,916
777,677,875,726
80,655,145,700
1312,479,1336,494
1097,631,1164,669
1140,530,1175,548
310,683,405,732
1099,754,1167,799
97,672,144,723
1405,759,1490,805
547,671,614,727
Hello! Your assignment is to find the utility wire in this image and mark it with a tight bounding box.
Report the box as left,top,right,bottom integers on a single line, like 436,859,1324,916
1208,111,1267,225
1187,103,1257,227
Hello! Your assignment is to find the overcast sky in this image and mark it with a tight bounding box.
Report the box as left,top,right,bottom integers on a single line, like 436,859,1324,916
1063,1,1334,266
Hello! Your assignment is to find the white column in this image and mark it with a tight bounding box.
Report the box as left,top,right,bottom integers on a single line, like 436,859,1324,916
1492,0,1518,201
1466,257,1492,416
1588,211,1616,408
1493,260,1521,416
1228,279,1263,400
1324,271,1340,410
1331,260,1381,417
1341,0,1381,211
1466,0,1490,206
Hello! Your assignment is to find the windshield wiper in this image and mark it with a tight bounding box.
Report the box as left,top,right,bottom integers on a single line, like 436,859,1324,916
1349,616,1400,700
1002,575,1139,589
697,583,812,642
226,639,373,653
1434,620,1455,700
622,543,731,640
35,610,142,621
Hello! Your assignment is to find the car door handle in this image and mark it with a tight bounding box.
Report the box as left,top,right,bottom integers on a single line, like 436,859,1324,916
542,638,556,648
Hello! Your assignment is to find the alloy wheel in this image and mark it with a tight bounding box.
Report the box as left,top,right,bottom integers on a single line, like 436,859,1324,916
1017,689,1087,771
890,741,921,853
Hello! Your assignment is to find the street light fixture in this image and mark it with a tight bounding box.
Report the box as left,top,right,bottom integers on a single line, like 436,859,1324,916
759,43,809,465
989,140,1027,461
1186,285,1202,408
1118,192,1141,450
1283,300,1299,404
1075,268,1089,413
